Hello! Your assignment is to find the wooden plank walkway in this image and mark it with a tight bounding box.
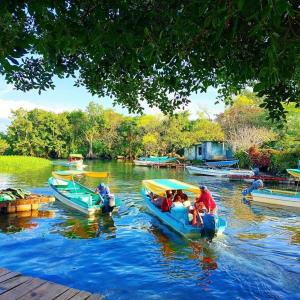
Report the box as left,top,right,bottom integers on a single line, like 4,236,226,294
0,268,103,300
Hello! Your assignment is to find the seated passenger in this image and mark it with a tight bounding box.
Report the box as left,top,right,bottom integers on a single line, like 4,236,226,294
150,192,163,207
161,190,173,212
175,189,188,201
172,195,184,207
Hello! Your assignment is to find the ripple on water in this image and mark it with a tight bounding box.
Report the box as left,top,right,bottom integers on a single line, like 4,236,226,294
0,161,300,299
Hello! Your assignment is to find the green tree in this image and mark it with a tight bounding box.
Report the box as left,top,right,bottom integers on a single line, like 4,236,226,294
161,112,193,154
67,110,87,154
82,102,104,158
0,139,9,154
7,108,71,157
98,109,124,158
0,1,299,120
191,113,225,142
217,92,276,150
7,108,34,155
117,118,142,159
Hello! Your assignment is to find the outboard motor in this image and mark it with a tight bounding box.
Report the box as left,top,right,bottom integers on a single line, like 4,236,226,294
242,179,264,196
102,193,116,215
201,213,217,242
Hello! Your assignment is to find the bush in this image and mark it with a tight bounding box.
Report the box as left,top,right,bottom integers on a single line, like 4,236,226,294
248,146,271,171
234,150,252,169
269,150,300,175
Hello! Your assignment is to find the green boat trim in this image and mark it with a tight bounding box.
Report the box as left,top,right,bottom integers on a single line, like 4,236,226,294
48,177,120,215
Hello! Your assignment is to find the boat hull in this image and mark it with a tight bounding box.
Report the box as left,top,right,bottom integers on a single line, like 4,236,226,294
48,177,104,215
186,166,254,177
206,159,239,167
142,188,226,237
251,189,300,208
51,187,98,215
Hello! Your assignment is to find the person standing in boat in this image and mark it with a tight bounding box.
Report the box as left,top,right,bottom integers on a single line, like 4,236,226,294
192,185,217,226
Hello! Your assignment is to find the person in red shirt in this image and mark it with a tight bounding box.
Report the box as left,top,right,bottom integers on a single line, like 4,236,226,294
192,185,217,226
161,190,173,212
196,185,217,213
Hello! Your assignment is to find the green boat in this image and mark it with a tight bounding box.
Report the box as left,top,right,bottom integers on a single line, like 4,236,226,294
48,170,120,215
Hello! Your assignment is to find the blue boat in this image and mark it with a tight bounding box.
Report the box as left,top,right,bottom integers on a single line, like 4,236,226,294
205,159,239,168
134,156,178,166
141,179,226,239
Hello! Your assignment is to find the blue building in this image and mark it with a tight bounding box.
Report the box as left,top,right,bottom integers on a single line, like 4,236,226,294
184,141,233,161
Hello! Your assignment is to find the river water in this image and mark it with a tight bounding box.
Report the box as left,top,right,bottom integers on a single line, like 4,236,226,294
0,161,299,299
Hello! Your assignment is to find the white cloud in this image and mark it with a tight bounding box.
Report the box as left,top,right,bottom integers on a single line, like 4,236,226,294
0,99,66,119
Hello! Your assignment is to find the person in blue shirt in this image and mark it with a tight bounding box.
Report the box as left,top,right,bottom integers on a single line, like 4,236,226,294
96,183,110,199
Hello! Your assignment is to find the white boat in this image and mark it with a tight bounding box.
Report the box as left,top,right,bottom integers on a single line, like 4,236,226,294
186,166,254,177
251,189,300,208
249,168,300,208
134,156,177,167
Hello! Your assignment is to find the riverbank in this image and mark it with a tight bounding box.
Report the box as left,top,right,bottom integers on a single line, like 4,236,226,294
0,156,51,171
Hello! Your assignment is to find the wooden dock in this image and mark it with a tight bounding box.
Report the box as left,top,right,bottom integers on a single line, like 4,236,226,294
0,268,103,300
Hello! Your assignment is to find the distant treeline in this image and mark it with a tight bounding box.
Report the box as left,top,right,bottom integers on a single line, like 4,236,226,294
0,91,299,174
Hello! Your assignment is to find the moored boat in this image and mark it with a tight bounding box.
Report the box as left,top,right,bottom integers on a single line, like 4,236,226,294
52,154,86,169
48,170,120,215
251,189,300,208
141,179,226,238
246,169,300,208
287,168,300,179
186,165,254,177
134,156,177,167
205,159,239,168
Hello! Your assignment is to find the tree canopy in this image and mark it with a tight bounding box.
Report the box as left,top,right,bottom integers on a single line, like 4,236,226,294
0,1,299,119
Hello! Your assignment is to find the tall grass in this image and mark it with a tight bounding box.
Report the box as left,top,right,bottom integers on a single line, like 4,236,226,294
0,155,51,171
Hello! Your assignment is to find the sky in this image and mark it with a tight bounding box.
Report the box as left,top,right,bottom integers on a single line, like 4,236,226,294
0,75,225,132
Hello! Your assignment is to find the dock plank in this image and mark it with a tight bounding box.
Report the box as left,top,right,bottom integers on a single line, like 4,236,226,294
0,276,30,293
54,288,81,300
0,278,46,300
0,268,103,300
69,291,92,300
0,272,20,283
19,281,69,300
86,294,104,300
0,269,10,277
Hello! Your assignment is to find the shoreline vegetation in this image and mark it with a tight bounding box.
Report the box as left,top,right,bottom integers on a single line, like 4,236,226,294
0,156,51,171
0,91,299,176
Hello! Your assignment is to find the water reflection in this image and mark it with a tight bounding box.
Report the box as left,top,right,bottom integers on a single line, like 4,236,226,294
0,210,55,233
53,215,116,239
149,224,219,272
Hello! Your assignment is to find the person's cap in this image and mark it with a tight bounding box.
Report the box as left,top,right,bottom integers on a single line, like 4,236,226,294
98,183,105,188
199,185,208,190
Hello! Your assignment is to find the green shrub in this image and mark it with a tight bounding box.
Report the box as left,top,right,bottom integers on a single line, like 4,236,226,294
234,151,252,169
269,150,300,175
